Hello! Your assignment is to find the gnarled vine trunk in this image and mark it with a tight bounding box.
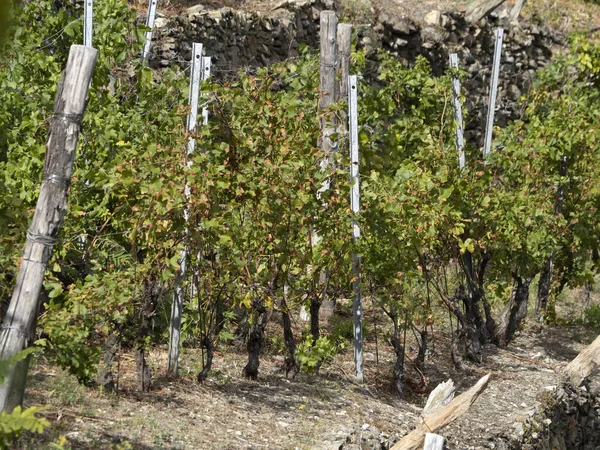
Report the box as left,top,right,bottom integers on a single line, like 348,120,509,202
242,296,268,380
197,335,214,384
281,297,298,378
136,279,163,392
99,333,119,393
494,274,533,347
389,312,405,396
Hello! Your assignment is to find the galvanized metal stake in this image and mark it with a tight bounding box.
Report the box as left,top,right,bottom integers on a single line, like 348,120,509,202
449,53,465,171
168,43,203,376
201,56,211,126
348,75,363,383
84,0,93,47
483,28,504,158
141,0,159,64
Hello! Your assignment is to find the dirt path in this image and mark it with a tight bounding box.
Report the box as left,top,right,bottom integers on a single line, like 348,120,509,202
21,322,596,449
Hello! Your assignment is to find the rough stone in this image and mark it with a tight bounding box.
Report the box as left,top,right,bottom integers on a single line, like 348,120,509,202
424,10,442,26
148,1,562,146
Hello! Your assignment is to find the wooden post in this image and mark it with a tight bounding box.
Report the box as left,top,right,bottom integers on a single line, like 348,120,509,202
424,433,445,450
0,45,97,412
167,42,203,376
449,53,465,171
509,0,526,22
337,24,352,103
348,75,363,383
564,334,600,386
317,10,338,193
466,0,506,23
141,0,159,64
390,374,490,450
84,0,93,47
483,28,504,159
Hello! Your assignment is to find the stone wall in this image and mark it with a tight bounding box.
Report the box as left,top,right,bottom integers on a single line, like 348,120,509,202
494,382,600,450
149,0,565,144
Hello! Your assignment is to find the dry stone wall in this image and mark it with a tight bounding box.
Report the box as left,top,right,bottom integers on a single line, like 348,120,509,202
149,0,565,144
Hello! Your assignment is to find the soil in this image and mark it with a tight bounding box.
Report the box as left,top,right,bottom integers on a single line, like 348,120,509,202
20,313,599,449
16,1,600,448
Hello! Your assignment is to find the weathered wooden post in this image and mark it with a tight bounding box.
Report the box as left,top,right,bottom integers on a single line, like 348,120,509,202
307,11,339,342
0,45,97,412
348,75,363,382
390,374,490,450
84,0,93,47
167,42,203,376
449,53,465,171
337,24,352,104
483,28,504,158
466,0,506,23
317,10,339,191
141,0,159,64
509,0,526,22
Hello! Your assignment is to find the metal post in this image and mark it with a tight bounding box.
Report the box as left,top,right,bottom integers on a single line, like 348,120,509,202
141,0,159,64
449,54,465,171
167,43,203,376
84,0,93,47
348,75,363,383
483,28,504,158
201,56,211,126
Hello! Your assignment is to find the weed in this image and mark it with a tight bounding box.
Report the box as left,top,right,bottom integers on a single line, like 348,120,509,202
50,372,87,407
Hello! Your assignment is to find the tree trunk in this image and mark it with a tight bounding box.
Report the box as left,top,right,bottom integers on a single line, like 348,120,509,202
310,296,321,344
215,291,225,336
242,297,268,380
281,297,298,378
197,335,214,384
451,330,469,372
0,45,97,413
536,260,552,318
99,333,119,393
390,315,405,397
136,279,162,392
494,274,532,347
416,328,428,371
536,155,567,320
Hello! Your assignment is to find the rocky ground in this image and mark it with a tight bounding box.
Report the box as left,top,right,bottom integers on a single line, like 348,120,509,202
18,317,599,449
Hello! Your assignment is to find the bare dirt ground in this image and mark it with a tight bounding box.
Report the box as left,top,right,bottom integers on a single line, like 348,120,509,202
18,313,598,449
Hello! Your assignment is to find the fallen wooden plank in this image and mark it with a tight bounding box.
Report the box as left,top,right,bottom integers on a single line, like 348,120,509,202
390,373,490,450
563,334,600,387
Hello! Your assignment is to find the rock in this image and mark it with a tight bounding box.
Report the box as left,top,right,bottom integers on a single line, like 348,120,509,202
424,10,442,26
154,17,169,29
185,4,205,15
